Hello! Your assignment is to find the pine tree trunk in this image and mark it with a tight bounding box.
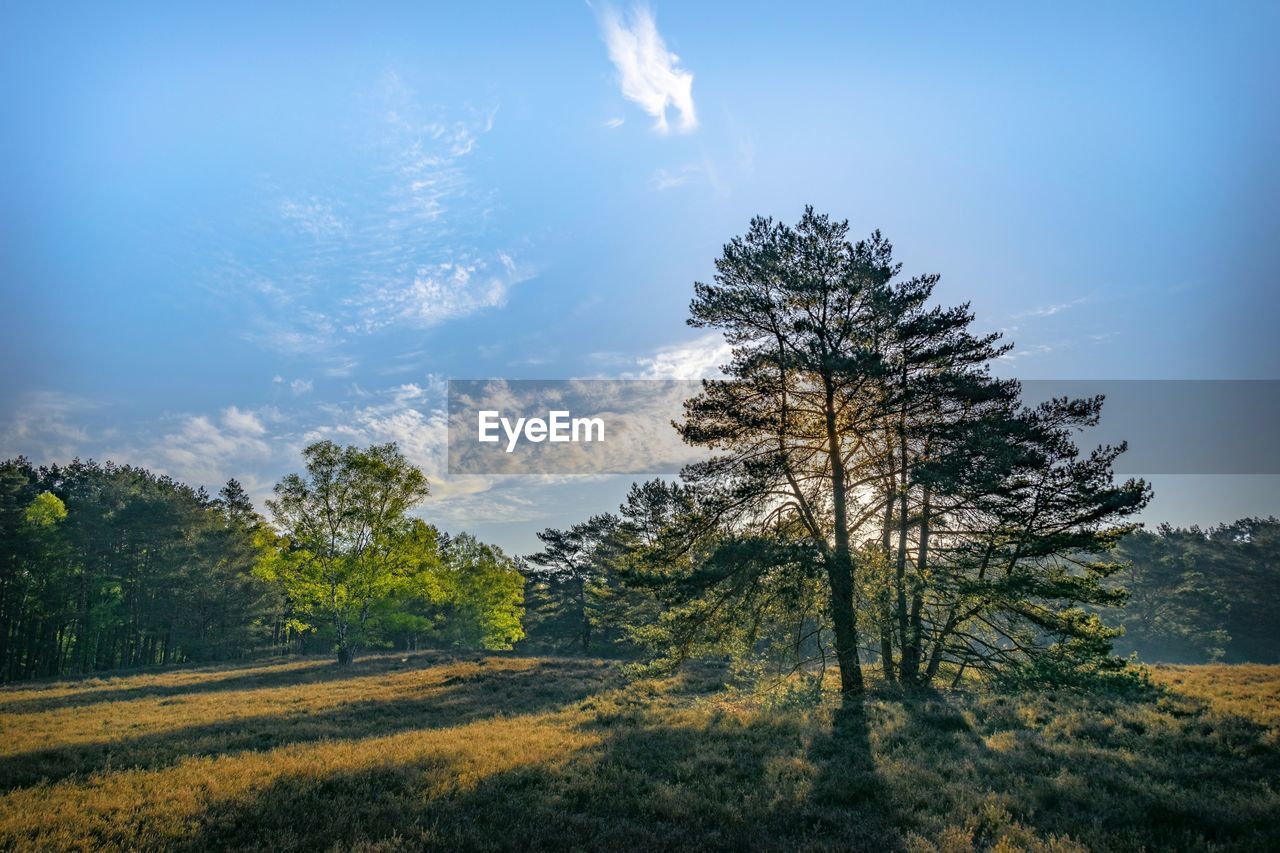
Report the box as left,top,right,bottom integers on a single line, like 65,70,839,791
880,477,897,683
578,577,591,654
895,399,911,682
826,554,864,694
823,378,864,694
901,490,930,684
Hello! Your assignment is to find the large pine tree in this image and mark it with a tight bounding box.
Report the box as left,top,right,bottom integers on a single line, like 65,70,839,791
667,208,1150,692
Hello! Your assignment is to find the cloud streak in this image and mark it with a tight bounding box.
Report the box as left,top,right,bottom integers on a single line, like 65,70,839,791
648,165,698,191
352,254,522,332
623,333,730,379
601,5,697,134
1013,297,1090,319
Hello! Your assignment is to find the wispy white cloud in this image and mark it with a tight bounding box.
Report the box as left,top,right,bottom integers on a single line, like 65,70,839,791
0,391,100,462
601,116,626,129
222,405,267,436
216,72,525,360
623,333,730,379
600,5,697,134
351,254,525,332
648,165,698,191
149,408,274,485
998,341,1072,364
279,197,346,239
1013,296,1090,319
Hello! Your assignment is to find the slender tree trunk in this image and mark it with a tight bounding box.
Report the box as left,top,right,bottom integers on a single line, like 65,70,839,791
879,477,896,683
902,489,930,683
823,377,864,694
924,605,964,685
23,618,39,678
894,403,911,679
878,621,895,682
334,614,354,665
0,585,10,681
578,576,591,654
74,566,88,674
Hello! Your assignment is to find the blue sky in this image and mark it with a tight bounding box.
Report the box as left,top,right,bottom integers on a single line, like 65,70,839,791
2,2,1278,554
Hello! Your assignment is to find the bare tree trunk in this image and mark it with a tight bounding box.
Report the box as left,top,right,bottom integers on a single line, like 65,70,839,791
894,386,911,681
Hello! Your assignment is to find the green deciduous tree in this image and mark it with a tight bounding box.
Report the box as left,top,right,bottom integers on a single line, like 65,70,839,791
435,533,525,650
265,441,435,665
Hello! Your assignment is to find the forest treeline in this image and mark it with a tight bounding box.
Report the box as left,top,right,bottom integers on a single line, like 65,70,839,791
522,507,1280,668
0,444,524,682
1111,519,1280,663
3,443,1274,685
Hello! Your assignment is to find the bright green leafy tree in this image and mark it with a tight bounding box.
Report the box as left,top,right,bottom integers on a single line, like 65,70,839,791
436,533,525,650
265,441,437,665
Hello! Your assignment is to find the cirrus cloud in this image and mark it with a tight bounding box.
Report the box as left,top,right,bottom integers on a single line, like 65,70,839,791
600,5,697,134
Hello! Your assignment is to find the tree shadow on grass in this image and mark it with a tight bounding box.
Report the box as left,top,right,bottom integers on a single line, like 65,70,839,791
788,695,902,850
0,650,482,715
175,687,902,852
0,657,616,792
866,685,1280,850
14,670,1278,850
174,712,793,851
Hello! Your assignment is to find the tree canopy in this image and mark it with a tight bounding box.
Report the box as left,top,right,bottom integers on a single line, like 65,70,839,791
546,209,1153,692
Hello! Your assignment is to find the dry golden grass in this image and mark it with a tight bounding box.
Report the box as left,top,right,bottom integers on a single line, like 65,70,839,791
1,654,1277,851
1151,663,1280,730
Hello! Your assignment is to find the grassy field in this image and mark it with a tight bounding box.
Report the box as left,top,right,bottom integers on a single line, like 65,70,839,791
0,654,1277,851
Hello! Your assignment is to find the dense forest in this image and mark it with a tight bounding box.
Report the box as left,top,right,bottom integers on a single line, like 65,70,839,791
0,443,525,682
1111,519,1280,663
0,458,271,680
